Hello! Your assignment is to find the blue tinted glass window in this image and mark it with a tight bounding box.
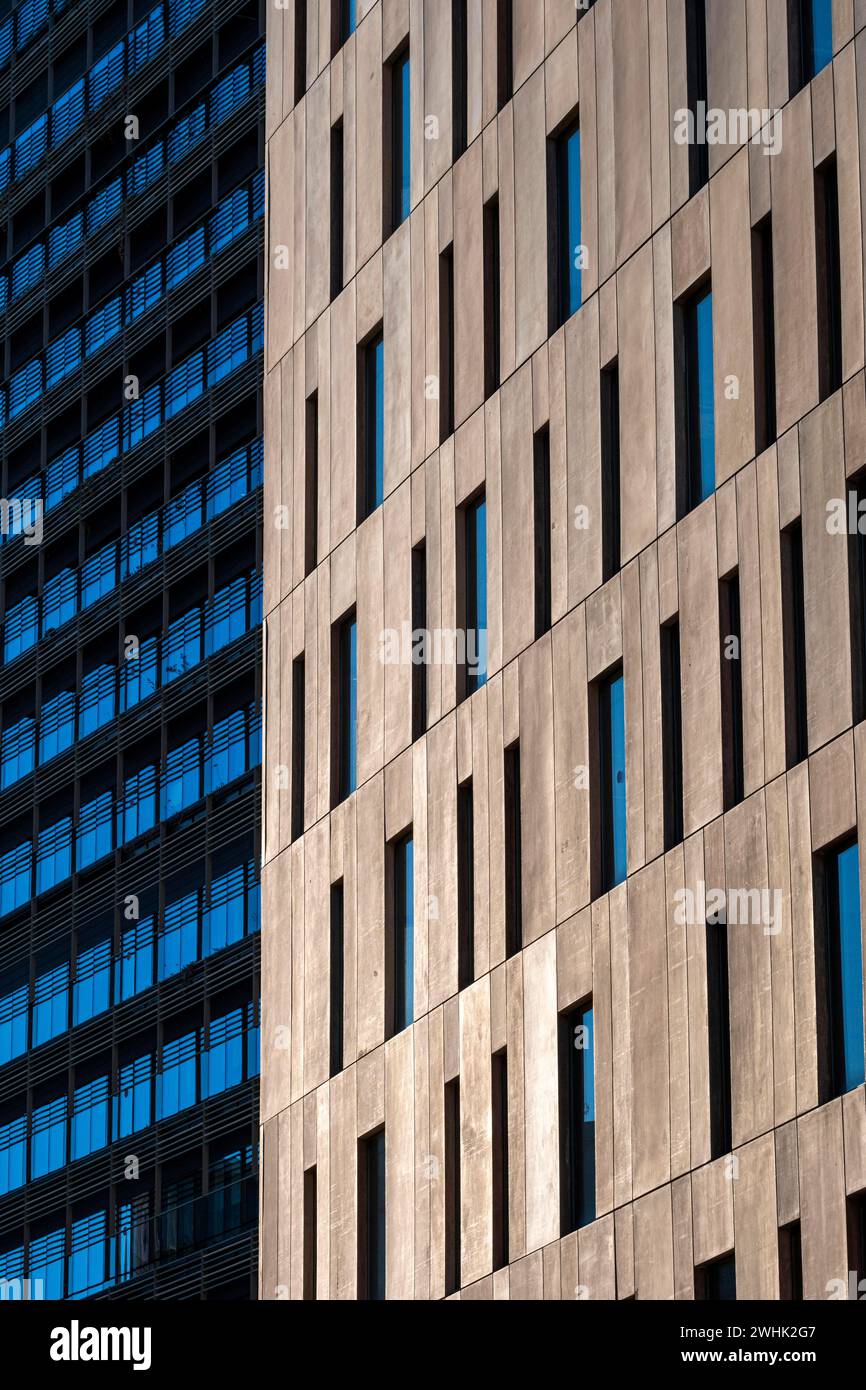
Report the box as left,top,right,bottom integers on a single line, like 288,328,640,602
3,594,38,662
162,609,201,683
117,765,157,843
391,52,410,229
157,1030,198,1118
0,842,31,917
465,497,488,695
829,841,865,1093
204,865,246,956
559,124,581,320
337,616,357,801
1,716,35,788
362,333,384,515
811,0,833,76
684,287,715,509
79,665,116,738
28,1227,64,1300
162,736,201,819
158,892,199,980
115,1054,152,1138
39,689,75,763
76,790,114,869
206,710,247,793
0,1115,26,1194
42,568,77,636
120,635,158,711
116,917,154,1001
394,836,414,1032
0,974,28,1064
562,1003,595,1231
203,1007,244,1097
68,1211,112,1299
120,513,159,578
36,816,72,894
73,938,111,1025
600,671,627,891
32,961,68,1046
31,1096,66,1179
71,1076,109,1160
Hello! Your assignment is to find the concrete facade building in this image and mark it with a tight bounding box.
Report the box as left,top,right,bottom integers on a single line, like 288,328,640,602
261,0,866,1300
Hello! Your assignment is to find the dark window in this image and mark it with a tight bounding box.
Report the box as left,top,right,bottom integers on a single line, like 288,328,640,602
559,1001,595,1234
330,882,345,1077
332,0,356,54
358,1129,386,1300
385,49,411,235
660,620,684,851
597,668,627,894
781,522,808,767
719,573,745,810
389,834,414,1036
816,840,865,1099
330,122,345,300
333,612,357,805
677,284,715,515
294,0,308,103
444,1079,461,1295
483,195,501,399
291,655,305,842
815,157,842,401
752,215,777,454
457,781,475,990
492,1050,509,1270
779,1222,803,1301
452,0,468,161
439,245,455,440
534,426,552,639
305,392,319,575
549,120,581,331
504,742,522,958
789,0,833,93
685,0,709,193
851,478,866,726
358,330,384,519
461,495,488,699
303,1166,317,1300
848,1191,866,1292
707,914,733,1159
695,1254,736,1301
600,362,621,582
496,0,513,110
412,542,428,740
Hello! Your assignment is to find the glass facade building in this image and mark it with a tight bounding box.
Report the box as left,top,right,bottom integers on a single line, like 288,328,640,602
0,0,263,1300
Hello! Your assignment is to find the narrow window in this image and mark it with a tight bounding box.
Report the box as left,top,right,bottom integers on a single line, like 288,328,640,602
294,0,307,103
719,573,745,810
549,120,581,331
496,0,513,110
439,244,455,441
389,834,414,1036
304,392,318,575
707,913,733,1158
752,215,777,454
685,0,709,193
330,882,345,1077
358,1129,386,1300
848,1191,866,1293
660,620,684,851
597,668,627,894
333,612,357,805
444,1079,461,1295
677,284,715,514
504,741,522,958
492,1050,509,1270
483,195,501,399
815,157,842,402
385,48,411,236
330,122,344,301
457,780,475,990
817,840,865,1099
332,0,356,54
411,542,428,740
303,1166,317,1300
781,521,808,767
461,495,488,699
452,0,468,161
291,654,305,842
779,1222,803,1301
358,329,384,520
695,1254,736,1300
790,0,833,93
851,476,866,726
533,425,552,639
600,362,621,582
559,1001,595,1234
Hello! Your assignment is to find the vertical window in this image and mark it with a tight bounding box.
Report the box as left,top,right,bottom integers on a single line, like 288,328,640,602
685,0,709,193
444,1079,461,1295
678,285,715,514
719,573,745,811
452,0,468,160
291,655,305,842
294,0,307,103
411,542,427,740
779,1222,803,1301
818,840,865,1098
660,620,684,851
852,476,866,727
358,330,384,519
752,215,777,454
559,1001,595,1234
496,0,513,110
385,48,411,235
695,1254,737,1300
303,1166,317,1300
781,522,808,767
707,913,733,1158
492,1050,509,1270
333,612,357,805
534,426,552,639
483,195,501,399
389,834,414,1035
550,120,581,330
358,1129,386,1300
600,362,621,582
597,669,627,894
439,244,455,440
815,157,842,402
457,780,475,990
305,391,318,576
332,0,356,54
330,123,344,300
848,1191,866,1293
504,741,522,958
461,495,488,698
330,882,345,1077
790,0,833,92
